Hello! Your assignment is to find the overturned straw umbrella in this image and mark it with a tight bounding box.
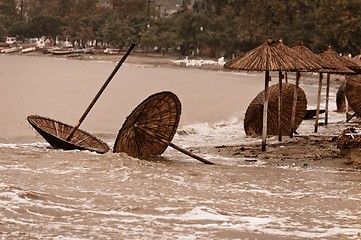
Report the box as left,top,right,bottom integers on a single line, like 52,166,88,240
28,43,136,153
225,39,309,151
113,91,214,165
244,83,307,136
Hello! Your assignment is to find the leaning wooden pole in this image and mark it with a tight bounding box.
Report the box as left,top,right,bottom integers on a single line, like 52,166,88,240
262,71,270,151
290,72,300,138
134,124,215,165
66,43,136,141
278,71,283,142
325,73,330,125
314,73,323,133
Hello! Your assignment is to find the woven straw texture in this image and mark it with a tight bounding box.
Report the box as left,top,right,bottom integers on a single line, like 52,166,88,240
345,75,361,116
113,91,181,158
336,128,361,149
27,115,110,153
318,46,356,74
244,83,307,136
225,39,318,72
291,41,335,72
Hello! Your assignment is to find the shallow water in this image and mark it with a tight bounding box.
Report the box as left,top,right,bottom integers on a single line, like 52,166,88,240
0,54,360,239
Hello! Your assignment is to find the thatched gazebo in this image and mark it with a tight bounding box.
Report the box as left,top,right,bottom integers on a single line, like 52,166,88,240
224,39,310,151
244,83,307,136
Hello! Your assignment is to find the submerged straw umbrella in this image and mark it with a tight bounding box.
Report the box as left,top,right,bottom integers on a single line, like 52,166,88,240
224,39,308,151
113,91,214,165
28,43,136,153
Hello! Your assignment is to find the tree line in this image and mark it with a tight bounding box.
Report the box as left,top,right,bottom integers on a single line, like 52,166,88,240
1,0,361,58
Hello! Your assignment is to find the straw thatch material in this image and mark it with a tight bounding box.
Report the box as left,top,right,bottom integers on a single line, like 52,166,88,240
345,75,361,116
291,41,334,72
27,115,110,153
318,46,357,74
336,128,361,149
113,91,181,158
244,83,307,136
224,39,309,72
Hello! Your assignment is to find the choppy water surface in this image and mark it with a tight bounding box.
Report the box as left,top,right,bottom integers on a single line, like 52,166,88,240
0,55,360,239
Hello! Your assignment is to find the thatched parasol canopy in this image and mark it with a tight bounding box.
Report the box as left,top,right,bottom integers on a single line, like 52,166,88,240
224,39,310,72
244,83,307,136
345,75,361,117
113,91,181,158
291,41,335,72
225,39,317,150
27,115,110,153
318,46,357,74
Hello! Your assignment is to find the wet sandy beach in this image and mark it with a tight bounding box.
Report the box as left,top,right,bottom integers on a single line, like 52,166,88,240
0,53,360,239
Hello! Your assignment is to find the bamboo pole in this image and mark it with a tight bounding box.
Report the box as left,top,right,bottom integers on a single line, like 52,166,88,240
314,73,323,133
290,71,300,137
325,73,330,125
278,71,282,142
262,71,270,151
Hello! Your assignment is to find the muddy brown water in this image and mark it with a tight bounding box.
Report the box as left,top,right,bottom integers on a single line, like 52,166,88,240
0,54,360,239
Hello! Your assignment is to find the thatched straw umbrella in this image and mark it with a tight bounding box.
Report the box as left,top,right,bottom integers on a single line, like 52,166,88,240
275,40,323,140
224,39,309,151
244,83,307,136
318,46,356,131
291,42,337,134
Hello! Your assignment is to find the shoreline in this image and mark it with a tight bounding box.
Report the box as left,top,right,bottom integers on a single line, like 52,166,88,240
3,51,360,170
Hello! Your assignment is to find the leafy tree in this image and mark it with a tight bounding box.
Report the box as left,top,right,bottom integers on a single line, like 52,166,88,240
0,0,18,32
27,15,64,42
312,0,361,55
174,10,209,55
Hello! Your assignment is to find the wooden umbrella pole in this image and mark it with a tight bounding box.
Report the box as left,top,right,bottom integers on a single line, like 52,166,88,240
66,42,136,141
290,71,300,138
134,124,215,165
314,73,323,133
325,73,330,125
262,71,270,151
278,71,282,142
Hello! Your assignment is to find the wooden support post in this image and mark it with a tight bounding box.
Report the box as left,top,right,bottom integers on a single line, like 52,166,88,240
262,71,270,151
325,73,330,125
315,73,323,133
278,71,282,142
290,71,300,138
